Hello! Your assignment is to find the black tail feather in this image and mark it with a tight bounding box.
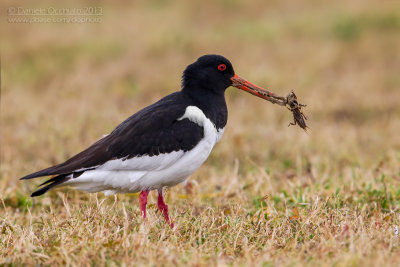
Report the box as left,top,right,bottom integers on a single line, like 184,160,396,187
31,185,52,197
38,174,67,187
20,166,61,180
31,175,70,197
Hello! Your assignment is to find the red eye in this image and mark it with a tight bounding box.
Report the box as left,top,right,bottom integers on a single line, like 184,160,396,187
218,64,226,71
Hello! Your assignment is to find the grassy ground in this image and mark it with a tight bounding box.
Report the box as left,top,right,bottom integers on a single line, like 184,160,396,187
1,0,400,266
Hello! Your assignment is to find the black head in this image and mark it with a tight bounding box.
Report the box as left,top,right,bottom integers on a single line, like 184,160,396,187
182,55,235,96
182,55,281,108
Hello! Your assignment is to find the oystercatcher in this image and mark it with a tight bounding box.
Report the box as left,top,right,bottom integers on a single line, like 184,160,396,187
21,54,273,227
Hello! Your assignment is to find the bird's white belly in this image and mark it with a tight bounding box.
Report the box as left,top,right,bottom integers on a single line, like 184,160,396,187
138,133,215,190
65,106,225,194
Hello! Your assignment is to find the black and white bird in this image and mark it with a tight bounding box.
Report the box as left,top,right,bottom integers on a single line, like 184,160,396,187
21,54,273,227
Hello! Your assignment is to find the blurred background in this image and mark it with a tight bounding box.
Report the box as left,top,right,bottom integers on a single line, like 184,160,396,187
1,0,400,202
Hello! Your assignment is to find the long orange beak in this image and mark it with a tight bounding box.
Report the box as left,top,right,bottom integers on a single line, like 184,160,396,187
230,74,279,101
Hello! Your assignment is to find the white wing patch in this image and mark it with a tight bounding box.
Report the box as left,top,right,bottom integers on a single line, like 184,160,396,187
178,106,207,127
179,106,225,144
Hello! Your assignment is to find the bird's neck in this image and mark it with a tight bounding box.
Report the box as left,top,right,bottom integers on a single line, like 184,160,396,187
181,87,228,130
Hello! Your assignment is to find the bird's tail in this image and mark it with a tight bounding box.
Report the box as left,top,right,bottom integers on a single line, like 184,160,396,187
20,163,66,180
30,174,71,197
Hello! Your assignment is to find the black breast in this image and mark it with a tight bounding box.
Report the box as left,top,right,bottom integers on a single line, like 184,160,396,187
182,90,228,130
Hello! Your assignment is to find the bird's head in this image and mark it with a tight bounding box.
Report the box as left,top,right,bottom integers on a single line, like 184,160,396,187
182,54,234,95
182,54,276,101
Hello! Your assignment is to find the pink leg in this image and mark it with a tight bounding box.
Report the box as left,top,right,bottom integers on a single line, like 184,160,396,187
139,190,149,219
157,189,174,228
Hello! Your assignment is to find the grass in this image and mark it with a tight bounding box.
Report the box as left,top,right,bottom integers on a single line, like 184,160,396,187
1,0,400,266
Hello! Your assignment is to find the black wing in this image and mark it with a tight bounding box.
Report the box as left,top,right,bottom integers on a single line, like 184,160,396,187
20,92,204,180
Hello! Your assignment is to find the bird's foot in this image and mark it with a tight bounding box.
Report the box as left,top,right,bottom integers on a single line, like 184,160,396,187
139,190,149,220
157,190,174,228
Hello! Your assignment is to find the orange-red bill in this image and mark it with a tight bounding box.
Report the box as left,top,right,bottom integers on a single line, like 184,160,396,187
230,74,276,101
